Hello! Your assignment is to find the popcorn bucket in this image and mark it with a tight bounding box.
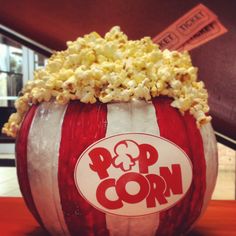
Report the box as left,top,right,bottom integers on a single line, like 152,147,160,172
4,27,218,235
15,97,217,236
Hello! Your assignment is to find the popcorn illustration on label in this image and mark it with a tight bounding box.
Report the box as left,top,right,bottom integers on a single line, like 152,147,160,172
74,133,193,216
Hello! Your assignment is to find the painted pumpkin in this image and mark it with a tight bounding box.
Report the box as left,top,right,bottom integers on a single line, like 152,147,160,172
16,97,218,236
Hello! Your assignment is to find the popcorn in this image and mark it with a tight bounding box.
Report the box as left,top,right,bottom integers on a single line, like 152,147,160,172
2,26,211,137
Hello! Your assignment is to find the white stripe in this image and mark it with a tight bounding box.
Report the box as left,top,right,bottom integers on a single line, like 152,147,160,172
27,102,70,236
105,100,160,236
200,123,218,214
188,123,218,232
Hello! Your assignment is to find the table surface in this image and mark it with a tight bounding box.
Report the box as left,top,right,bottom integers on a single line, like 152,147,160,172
0,198,236,236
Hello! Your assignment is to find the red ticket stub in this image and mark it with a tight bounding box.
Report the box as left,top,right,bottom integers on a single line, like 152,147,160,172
177,21,228,51
153,4,218,50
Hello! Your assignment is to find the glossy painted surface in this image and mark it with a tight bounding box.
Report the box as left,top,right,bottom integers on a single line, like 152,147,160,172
14,98,218,235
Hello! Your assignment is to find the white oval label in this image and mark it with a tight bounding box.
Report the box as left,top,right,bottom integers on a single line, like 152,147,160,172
74,133,193,216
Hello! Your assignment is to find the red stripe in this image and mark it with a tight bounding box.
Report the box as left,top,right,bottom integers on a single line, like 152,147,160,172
152,97,206,235
181,112,206,232
58,101,109,236
16,105,45,228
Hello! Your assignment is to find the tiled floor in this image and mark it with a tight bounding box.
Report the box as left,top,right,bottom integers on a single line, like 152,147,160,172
212,143,235,200
0,143,235,199
0,167,21,196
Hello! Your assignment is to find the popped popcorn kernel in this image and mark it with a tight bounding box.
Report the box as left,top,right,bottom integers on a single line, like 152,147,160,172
2,26,211,137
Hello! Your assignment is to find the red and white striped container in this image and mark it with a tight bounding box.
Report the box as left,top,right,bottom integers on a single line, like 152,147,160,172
16,97,218,236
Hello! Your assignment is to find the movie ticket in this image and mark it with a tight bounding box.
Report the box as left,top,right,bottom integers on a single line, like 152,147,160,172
177,21,228,51
153,4,227,51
